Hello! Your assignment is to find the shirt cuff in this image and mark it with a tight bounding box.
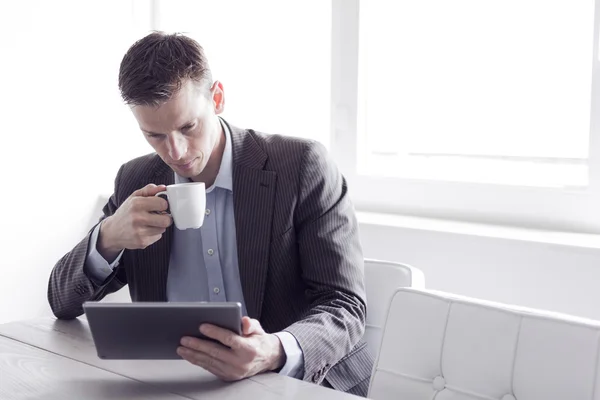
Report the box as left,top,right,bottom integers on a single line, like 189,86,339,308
273,331,304,378
85,221,124,285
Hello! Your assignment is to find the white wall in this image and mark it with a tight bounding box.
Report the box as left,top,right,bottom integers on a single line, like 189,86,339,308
6,208,600,325
0,1,151,323
359,219,600,321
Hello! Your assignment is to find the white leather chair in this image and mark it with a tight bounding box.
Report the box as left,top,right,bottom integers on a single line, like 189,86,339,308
369,287,600,400
364,259,425,359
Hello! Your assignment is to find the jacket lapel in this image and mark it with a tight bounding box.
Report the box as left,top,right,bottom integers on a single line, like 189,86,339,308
135,122,276,311
229,122,276,320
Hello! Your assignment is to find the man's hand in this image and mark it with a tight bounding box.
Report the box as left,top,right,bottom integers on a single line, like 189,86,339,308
177,316,286,381
98,184,172,261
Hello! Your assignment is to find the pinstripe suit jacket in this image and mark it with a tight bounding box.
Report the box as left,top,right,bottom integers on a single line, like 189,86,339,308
48,120,372,396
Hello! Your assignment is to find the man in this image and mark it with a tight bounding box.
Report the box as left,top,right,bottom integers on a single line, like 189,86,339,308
48,32,371,396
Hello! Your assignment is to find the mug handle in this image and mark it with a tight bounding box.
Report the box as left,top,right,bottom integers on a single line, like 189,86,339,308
154,192,170,215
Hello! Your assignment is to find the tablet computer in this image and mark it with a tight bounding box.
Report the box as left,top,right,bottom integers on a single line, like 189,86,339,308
83,302,242,360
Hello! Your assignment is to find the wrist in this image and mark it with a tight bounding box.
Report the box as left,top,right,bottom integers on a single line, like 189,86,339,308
267,334,286,372
98,218,122,260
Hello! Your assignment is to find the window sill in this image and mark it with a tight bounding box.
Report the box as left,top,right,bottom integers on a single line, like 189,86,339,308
356,211,600,251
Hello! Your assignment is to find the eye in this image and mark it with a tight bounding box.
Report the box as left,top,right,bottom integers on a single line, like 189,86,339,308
182,123,196,132
147,134,163,139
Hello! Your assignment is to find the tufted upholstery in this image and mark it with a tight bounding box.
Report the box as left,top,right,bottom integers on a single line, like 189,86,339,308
369,288,600,400
364,259,425,358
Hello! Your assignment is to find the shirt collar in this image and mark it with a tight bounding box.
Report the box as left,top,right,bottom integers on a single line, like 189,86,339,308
174,119,233,192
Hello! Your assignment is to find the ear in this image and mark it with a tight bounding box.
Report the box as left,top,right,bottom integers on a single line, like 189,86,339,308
210,80,225,115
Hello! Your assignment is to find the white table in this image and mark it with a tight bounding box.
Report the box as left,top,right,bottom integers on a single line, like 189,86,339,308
0,317,361,400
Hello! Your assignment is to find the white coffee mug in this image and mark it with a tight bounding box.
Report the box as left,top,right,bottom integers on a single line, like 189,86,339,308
155,182,206,230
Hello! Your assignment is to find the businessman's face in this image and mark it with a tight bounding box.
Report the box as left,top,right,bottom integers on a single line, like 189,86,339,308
131,79,225,180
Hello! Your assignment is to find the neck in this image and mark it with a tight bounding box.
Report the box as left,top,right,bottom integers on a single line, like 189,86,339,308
191,122,225,186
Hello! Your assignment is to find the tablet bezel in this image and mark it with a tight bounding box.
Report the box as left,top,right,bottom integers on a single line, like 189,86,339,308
83,301,243,360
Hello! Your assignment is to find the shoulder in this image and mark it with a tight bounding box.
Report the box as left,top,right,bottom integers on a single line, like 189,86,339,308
118,152,163,180
245,129,331,172
113,153,166,200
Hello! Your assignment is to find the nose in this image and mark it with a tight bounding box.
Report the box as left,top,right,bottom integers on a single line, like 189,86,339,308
167,134,187,161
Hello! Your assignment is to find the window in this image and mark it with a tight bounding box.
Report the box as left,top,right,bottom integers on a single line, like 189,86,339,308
331,0,600,232
154,0,600,231
357,0,593,188
156,0,331,146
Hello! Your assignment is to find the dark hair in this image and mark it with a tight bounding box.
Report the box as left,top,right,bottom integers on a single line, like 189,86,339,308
118,32,213,106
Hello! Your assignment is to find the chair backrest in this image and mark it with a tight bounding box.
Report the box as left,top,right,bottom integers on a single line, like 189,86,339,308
364,259,425,358
369,288,600,400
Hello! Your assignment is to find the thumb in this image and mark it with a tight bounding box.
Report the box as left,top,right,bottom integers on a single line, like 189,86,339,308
242,317,264,336
131,184,167,198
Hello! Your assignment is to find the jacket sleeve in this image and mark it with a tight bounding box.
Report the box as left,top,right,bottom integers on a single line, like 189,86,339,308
282,141,367,385
47,165,127,319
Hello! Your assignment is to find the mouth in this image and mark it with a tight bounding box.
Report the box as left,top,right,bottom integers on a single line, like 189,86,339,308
172,158,198,171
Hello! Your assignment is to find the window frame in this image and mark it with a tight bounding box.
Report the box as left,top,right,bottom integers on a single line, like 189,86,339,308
330,0,600,232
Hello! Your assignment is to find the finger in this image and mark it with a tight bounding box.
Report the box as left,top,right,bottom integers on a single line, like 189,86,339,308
242,317,264,336
131,184,156,197
131,184,167,198
177,347,222,374
137,196,169,212
177,347,240,381
241,317,253,335
140,234,163,248
180,337,237,365
140,227,166,236
200,324,242,350
145,213,172,229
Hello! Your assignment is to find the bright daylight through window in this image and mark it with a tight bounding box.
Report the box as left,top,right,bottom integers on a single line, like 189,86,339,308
358,0,594,188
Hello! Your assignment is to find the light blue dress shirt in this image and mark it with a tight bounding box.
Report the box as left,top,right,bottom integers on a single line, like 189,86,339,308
86,122,303,377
